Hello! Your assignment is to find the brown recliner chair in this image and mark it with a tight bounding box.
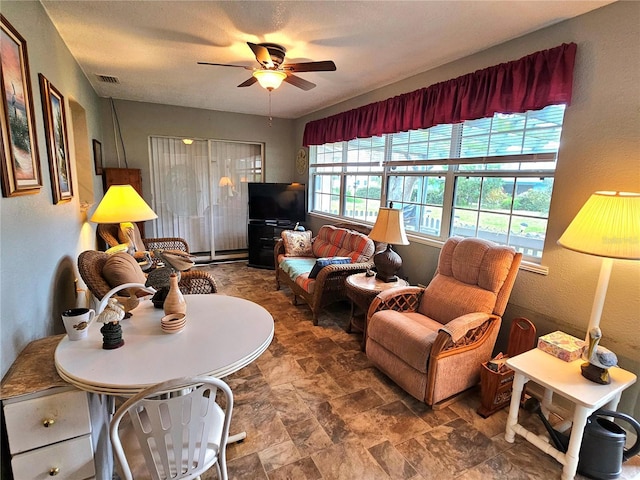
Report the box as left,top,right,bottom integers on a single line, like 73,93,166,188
365,236,522,408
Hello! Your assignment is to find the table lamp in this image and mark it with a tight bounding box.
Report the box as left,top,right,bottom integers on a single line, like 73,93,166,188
557,191,640,383
90,184,157,226
368,205,410,282
90,185,158,254
219,176,234,197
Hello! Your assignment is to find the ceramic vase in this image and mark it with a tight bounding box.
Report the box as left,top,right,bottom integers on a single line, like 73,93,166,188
163,273,186,315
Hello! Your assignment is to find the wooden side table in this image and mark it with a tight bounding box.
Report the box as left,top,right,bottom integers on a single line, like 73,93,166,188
346,272,409,350
1,335,97,480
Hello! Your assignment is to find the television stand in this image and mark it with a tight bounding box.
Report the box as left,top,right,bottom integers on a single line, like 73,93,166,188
247,222,296,269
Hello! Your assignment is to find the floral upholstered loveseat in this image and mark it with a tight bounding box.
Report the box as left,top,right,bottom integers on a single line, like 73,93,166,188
274,222,383,324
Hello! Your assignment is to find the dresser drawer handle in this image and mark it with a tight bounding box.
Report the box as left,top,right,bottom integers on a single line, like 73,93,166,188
42,418,56,428
49,467,60,476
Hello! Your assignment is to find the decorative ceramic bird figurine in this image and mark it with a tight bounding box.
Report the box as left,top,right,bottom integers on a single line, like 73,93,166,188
145,249,194,309
145,266,177,290
96,298,126,350
96,298,125,324
154,249,195,272
581,327,617,384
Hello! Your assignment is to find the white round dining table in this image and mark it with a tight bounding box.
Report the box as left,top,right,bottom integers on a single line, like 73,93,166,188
55,294,274,396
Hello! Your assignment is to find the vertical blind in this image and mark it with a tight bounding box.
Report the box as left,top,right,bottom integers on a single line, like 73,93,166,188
149,137,262,255
209,141,261,252
149,137,211,252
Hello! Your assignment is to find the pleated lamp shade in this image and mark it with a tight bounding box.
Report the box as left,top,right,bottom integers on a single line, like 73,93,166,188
90,185,157,224
369,207,410,245
557,191,640,260
558,191,640,355
368,207,410,282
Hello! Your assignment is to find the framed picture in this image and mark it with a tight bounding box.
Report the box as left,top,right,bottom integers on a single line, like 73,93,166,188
39,74,72,204
0,15,42,197
92,139,103,175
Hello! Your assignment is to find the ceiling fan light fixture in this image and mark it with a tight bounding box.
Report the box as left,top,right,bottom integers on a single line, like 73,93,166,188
253,70,287,91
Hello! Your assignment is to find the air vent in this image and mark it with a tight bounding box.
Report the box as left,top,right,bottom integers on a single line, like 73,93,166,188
96,74,120,84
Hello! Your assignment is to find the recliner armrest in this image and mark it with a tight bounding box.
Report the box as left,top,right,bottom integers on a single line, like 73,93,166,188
367,286,424,319
439,312,495,343
432,313,500,356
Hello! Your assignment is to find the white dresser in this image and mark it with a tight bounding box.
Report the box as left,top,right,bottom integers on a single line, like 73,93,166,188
1,335,96,480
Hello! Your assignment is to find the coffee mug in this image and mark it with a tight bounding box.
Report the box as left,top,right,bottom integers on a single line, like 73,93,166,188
62,308,96,340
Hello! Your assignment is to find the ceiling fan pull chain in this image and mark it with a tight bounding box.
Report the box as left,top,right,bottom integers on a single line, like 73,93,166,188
269,91,273,127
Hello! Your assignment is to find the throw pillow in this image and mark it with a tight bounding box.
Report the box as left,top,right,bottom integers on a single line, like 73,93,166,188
102,253,147,291
308,256,352,279
281,230,313,257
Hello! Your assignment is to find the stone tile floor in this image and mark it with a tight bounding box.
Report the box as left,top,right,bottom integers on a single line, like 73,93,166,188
199,261,639,480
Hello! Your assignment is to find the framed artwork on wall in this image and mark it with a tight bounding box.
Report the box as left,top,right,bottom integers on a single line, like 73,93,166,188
0,15,42,197
39,74,73,204
92,139,103,175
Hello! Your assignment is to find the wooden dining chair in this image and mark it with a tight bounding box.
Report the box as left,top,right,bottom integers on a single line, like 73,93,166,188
110,376,233,480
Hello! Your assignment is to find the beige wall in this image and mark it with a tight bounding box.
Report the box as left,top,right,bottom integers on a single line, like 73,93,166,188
98,98,298,206
1,0,637,424
0,3,299,382
298,1,640,416
0,2,102,379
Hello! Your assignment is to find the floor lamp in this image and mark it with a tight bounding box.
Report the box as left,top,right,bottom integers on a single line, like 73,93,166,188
557,191,640,380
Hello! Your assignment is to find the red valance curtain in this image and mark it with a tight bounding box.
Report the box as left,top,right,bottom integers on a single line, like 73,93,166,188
303,43,577,146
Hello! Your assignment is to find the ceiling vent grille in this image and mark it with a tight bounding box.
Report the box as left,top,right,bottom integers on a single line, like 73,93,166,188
96,74,120,84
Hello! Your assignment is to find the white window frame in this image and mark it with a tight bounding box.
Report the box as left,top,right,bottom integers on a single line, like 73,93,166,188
309,105,565,267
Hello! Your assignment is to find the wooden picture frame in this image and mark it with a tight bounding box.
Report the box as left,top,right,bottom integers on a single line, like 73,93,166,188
39,74,72,204
0,15,42,197
92,139,103,175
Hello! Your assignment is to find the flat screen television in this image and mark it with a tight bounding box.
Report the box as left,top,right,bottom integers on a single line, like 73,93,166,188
248,183,306,224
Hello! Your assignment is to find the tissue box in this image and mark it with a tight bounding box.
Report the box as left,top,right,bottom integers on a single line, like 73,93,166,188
537,331,585,362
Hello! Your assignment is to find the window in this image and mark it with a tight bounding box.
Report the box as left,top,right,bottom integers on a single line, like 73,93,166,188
309,104,565,262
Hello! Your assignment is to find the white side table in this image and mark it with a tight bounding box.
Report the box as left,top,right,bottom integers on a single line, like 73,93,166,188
505,348,637,480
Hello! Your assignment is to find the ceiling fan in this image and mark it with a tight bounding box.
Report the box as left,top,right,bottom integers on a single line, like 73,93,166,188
198,42,336,91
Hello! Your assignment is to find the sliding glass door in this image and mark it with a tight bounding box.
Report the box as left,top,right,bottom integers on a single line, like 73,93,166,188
209,141,262,254
149,137,262,260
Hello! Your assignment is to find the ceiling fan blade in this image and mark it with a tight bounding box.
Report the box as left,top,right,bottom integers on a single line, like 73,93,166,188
283,60,336,73
237,77,258,88
198,62,253,70
247,42,274,68
284,74,316,91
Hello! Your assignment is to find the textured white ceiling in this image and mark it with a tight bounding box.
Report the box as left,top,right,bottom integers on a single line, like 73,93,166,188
41,0,613,119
